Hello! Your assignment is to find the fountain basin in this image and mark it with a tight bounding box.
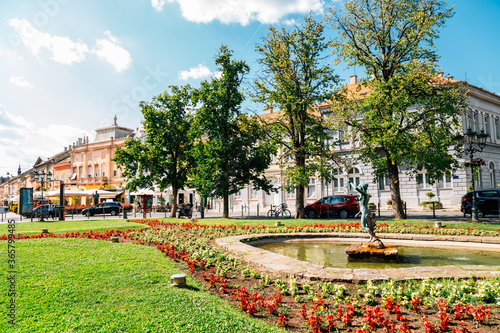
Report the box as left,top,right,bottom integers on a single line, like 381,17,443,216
215,232,500,282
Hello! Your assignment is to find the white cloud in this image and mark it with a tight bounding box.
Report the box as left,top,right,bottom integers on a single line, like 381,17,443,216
94,32,132,73
9,18,88,65
9,76,34,88
151,0,166,11
179,64,213,80
167,0,325,25
0,107,88,175
8,18,131,72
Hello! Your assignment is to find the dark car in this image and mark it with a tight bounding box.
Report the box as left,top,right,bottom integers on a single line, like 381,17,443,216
304,195,360,219
461,189,500,217
82,202,122,217
33,204,60,219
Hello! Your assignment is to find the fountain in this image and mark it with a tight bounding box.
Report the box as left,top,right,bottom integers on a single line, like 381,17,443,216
345,182,398,260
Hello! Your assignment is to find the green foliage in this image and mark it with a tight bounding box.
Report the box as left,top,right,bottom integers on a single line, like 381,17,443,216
254,15,340,218
426,192,436,200
114,85,194,216
190,45,274,218
326,0,465,219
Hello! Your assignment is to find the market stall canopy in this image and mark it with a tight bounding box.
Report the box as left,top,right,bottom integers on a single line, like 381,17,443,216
45,190,92,197
130,189,155,195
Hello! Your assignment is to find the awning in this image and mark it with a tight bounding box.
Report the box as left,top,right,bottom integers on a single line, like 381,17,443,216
99,191,123,199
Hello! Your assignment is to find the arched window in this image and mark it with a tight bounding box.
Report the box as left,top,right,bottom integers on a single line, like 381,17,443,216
348,167,361,187
489,162,496,188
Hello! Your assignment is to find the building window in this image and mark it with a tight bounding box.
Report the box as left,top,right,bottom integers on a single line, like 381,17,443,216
332,169,344,192
496,118,500,139
95,165,100,177
348,167,360,186
484,114,490,135
88,166,92,178
307,178,316,198
102,164,106,177
379,176,390,190
250,186,258,199
416,172,431,189
437,173,452,188
285,181,295,199
489,162,496,188
234,190,242,200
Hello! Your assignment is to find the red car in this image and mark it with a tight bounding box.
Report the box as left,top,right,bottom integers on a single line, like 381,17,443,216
304,195,360,219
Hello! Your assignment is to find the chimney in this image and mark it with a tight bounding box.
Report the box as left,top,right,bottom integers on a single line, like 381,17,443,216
64,147,67,152
448,76,454,81
265,108,273,114
438,71,444,78
350,75,357,84
78,138,82,145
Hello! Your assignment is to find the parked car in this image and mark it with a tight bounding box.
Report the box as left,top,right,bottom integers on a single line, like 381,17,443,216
82,202,122,217
304,195,360,219
461,189,500,217
33,204,60,219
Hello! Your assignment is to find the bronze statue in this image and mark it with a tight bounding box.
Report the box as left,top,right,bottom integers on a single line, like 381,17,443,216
349,181,383,246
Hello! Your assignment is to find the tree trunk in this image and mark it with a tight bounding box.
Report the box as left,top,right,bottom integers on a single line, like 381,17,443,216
387,156,405,219
295,185,305,219
223,193,229,218
170,186,178,218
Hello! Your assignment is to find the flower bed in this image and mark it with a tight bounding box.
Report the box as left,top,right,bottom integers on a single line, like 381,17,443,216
123,220,500,332
2,220,500,332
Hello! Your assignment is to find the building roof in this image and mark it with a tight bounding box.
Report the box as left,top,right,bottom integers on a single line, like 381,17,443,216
93,116,134,143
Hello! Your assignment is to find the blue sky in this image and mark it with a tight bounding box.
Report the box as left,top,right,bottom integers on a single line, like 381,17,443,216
0,0,499,175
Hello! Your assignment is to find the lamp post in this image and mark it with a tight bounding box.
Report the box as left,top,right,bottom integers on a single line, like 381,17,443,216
454,128,489,222
33,170,52,222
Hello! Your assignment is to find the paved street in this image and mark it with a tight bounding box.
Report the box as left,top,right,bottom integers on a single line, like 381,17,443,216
1,208,499,224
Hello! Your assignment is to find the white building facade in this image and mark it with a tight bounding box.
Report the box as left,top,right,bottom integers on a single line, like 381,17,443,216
212,79,500,211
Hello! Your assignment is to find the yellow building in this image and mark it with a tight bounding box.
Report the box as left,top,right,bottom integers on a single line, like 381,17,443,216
68,117,134,203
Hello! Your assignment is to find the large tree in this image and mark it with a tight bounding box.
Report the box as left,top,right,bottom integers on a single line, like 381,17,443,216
327,0,466,219
190,45,274,218
254,15,340,218
114,85,194,217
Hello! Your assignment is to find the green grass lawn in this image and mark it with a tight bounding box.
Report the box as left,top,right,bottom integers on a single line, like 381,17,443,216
0,219,150,236
0,238,285,333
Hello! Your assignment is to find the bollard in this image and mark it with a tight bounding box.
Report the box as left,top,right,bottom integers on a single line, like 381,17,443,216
434,221,442,228
378,199,381,218
111,236,119,243
123,208,127,219
171,274,187,287
432,202,436,219
42,228,49,234
275,221,282,227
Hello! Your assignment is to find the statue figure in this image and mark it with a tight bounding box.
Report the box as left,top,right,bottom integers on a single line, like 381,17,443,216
349,181,383,246
93,191,100,205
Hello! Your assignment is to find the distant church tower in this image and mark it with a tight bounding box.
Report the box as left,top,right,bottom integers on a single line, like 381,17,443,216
17,164,21,176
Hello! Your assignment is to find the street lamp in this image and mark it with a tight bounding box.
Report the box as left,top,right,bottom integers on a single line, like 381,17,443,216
454,128,488,222
33,170,52,222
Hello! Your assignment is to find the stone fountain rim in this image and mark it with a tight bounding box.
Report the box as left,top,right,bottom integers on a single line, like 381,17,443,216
215,232,500,282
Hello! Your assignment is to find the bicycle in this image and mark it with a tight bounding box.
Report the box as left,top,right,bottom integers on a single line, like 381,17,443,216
267,203,292,219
